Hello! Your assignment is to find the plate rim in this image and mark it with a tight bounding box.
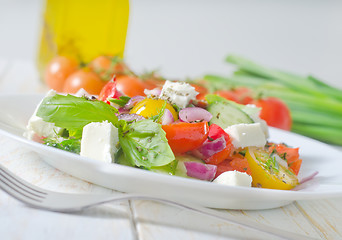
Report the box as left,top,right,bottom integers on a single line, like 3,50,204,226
1,93,342,206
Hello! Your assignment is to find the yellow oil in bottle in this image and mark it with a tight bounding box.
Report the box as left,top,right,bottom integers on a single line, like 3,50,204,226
37,0,129,79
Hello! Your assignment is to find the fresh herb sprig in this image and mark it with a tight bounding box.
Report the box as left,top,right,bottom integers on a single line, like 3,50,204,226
37,94,174,168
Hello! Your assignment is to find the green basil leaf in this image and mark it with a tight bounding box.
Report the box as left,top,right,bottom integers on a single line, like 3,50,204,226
108,96,131,107
36,94,118,133
119,119,175,168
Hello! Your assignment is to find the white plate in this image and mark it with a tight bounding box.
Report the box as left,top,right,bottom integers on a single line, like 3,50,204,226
0,93,342,210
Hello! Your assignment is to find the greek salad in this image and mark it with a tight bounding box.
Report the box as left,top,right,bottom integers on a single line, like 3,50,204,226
25,79,303,190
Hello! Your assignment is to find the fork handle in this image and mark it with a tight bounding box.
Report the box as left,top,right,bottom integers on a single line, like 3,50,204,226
85,194,317,240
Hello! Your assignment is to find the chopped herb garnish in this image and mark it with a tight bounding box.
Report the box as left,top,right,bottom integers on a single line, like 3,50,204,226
108,96,131,107
44,138,81,154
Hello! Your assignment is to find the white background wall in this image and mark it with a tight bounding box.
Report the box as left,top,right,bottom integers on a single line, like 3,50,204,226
1,0,341,88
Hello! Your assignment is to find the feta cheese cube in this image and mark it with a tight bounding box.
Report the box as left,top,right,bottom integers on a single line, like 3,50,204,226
160,80,198,108
80,121,119,163
25,90,63,140
74,88,94,98
224,123,266,149
213,170,252,187
243,104,269,138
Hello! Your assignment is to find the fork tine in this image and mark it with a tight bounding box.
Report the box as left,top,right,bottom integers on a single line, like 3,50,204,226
0,165,46,205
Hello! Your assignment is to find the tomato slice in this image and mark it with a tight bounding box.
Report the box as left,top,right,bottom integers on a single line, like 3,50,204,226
204,124,233,165
229,154,251,175
190,83,208,100
214,153,251,178
267,143,302,175
98,78,122,104
162,122,209,155
246,147,299,190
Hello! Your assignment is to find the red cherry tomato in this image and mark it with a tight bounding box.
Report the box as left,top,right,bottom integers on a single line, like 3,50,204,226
44,56,78,92
204,124,233,165
63,69,106,95
98,78,122,104
89,56,130,80
162,122,209,154
116,75,148,97
252,97,292,131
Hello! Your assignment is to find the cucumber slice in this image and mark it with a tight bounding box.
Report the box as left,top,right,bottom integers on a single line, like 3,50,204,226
208,101,254,129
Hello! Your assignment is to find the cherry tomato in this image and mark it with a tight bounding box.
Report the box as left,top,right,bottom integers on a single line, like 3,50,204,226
162,122,209,154
246,147,298,190
44,56,78,92
203,124,233,165
98,78,122,104
267,143,302,175
89,56,130,81
252,97,292,130
214,87,253,104
130,98,178,121
116,75,148,97
63,69,106,95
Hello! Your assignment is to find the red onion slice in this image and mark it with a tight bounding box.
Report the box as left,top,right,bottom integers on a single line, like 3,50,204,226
179,107,212,123
299,171,319,185
184,162,217,181
124,96,145,110
161,109,174,125
197,136,226,159
292,171,319,191
118,113,146,122
118,107,130,114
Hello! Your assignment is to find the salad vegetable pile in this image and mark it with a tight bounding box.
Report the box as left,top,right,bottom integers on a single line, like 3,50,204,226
26,74,303,190
45,54,342,146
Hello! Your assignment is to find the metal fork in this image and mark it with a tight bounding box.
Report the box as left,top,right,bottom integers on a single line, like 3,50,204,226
0,164,315,240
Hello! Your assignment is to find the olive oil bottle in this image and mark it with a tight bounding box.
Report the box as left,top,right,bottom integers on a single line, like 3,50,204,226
36,0,129,79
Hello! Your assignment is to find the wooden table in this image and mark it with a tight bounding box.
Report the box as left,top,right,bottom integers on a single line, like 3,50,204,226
0,59,341,240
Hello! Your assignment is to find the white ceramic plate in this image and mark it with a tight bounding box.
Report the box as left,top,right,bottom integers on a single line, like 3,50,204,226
0,93,342,210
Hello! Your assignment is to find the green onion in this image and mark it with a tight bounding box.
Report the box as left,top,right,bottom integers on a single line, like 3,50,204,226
203,54,342,146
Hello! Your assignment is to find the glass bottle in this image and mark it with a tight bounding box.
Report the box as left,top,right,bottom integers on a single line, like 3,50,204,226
36,0,129,79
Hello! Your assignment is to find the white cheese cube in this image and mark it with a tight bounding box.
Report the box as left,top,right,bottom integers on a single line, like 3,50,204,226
25,90,63,140
243,104,269,138
224,123,266,149
74,88,94,98
80,121,119,163
160,80,198,108
213,170,252,187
